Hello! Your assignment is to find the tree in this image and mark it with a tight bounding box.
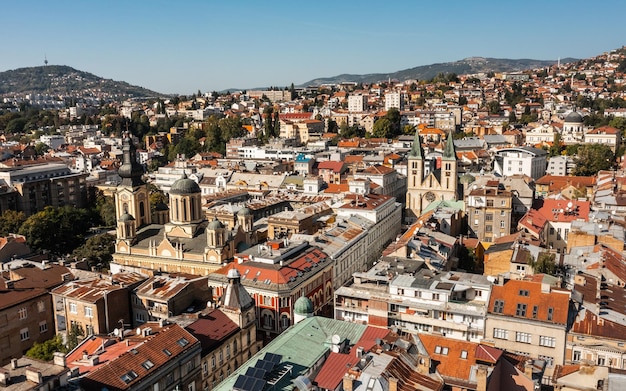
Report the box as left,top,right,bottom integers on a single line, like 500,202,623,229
66,323,85,352
71,233,115,270
26,335,66,361
528,252,557,276
0,210,26,236
572,143,615,176
34,142,50,156
370,118,393,139
18,206,93,255
487,100,501,115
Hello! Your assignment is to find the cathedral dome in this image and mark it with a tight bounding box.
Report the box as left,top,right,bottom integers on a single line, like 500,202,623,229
207,218,225,230
564,111,583,123
170,176,200,195
294,296,314,316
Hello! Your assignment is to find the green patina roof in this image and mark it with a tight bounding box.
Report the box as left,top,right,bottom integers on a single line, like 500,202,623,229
421,199,466,214
442,129,456,161
408,127,424,159
214,317,368,391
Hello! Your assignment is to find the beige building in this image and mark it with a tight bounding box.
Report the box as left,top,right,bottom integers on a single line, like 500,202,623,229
485,277,572,382
406,128,460,221
466,181,513,242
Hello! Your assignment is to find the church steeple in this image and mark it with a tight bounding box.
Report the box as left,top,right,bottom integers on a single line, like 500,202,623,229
442,130,456,161
409,127,424,159
118,132,145,187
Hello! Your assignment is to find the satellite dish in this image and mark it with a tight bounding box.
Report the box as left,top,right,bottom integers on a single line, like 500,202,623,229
331,334,341,345
113,328,119,336
331,345,340,353
567,201,573,209
136,328,141,335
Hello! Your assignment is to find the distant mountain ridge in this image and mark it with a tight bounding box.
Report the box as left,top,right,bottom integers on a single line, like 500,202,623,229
0,65,164,99
299,57,578,86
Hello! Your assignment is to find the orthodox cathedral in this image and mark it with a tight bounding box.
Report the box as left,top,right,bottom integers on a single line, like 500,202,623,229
405,128,461,221
111,134,257,276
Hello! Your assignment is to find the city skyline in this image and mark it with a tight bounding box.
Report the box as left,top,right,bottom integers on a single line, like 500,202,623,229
3,0,625,95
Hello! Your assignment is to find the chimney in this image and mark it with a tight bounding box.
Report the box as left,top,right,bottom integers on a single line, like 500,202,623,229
524,359,534,378
5,281,13,289
356,346,364,358
53,352,66,368
388,377,398,391
25,368,42,384
0,371,10,386
342,375,354,391
10,358,18,370
476,365,488,391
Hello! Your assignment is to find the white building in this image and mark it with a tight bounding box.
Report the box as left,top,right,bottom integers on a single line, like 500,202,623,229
348,94,368,112
384,92,404,111
525,124,556,145
39,134,66,150
493,147,547,180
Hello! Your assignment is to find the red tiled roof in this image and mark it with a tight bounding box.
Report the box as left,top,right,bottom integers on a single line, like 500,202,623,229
418,334,480,383
80,324,198,390
488,278,570,325
185,309,239,355
314,352,357,390
317,161,346,173
534,199,591,223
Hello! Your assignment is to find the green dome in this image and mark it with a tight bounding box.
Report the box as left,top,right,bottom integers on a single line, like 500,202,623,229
294,296,313,315
238,207,252,216
170,176,200,195
207,218,224,230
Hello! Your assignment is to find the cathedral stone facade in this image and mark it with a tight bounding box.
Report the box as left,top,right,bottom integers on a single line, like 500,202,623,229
405,128,460,222
111,134,257,276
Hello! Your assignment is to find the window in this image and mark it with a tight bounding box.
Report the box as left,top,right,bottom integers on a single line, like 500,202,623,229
121,371,138,384
39,321,48,333
532,305,538,319
548,307,554,321
18,307,27,320
573,351,581,362
485,213,493,221
516,332,532,344
493,299,504,313
461,350,468,359
435,346,442,354
69,302,77,314
84,306,93,318
500,210,506,216
163,348,172,357
518,290,529,297
177,338,190,347
432,293,439,301
539,336,556,348
441,347,449,355
37,301,45,313
203,361,208,376
211,355,216,369
20,328,30,341
493,328,508,339
474,219,479,226
500,221,506,228
598,355,606,366
142,360,155,370
516,303,527,317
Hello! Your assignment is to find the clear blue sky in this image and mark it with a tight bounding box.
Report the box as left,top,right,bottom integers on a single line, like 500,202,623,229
3,0,625,95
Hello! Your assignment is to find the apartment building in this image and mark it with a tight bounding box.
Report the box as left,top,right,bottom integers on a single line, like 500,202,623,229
335,257,491,342
348,94,368,112
493,147,547,180
485,277,573,382
0,162,88,216
465,181,513,242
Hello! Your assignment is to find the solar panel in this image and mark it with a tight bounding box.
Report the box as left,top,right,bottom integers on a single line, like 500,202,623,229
264,352,282,365
233,375,266,391
245,367,266,379
254,359,275,372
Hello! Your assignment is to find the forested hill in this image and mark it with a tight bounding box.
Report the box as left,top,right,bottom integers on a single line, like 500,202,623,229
301,57,578,86
0,65,164,98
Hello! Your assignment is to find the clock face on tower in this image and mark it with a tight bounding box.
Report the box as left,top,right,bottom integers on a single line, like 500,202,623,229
424,191,436,203
121,194,129,201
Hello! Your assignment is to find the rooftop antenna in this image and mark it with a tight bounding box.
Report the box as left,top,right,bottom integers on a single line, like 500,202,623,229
557,57,560,69
44,54,48,67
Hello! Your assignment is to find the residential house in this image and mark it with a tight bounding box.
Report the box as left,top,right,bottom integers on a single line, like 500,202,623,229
485,277,573,382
